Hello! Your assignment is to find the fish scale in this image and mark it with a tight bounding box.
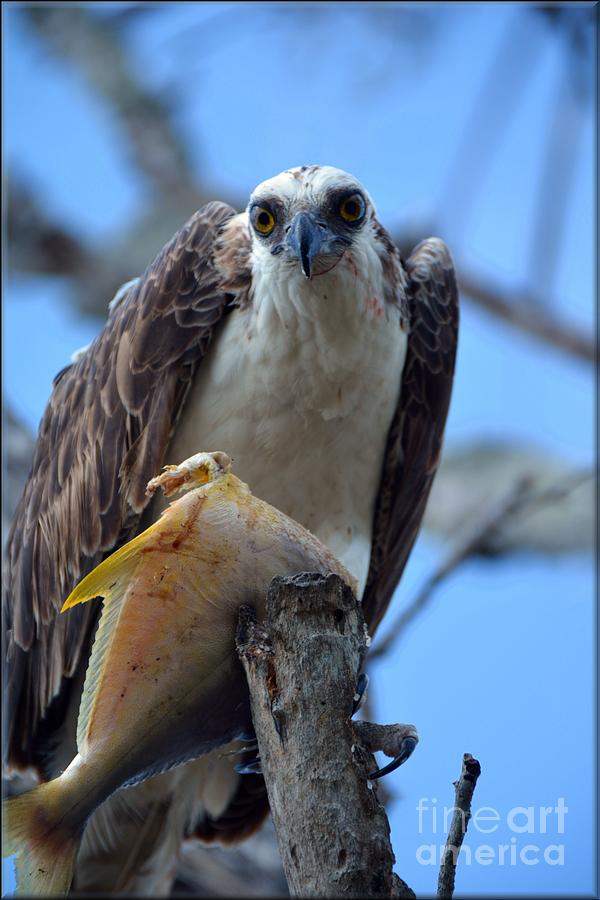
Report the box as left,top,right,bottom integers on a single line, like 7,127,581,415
3,455,355,896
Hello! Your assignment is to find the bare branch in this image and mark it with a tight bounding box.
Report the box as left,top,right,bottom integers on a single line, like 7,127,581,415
6,178,93,279
8,161,592,366
5,173,221,319
13,7,593,366
394,230,593,364
373,459,592,665
435,10,544,241
369,477,533,662
21,6,196,200
424,442,594,556
236,573,415,898
458,271,594,364
527,51,586,304
437,754,482,900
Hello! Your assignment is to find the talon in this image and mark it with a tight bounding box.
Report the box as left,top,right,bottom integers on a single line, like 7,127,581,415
235,757,263,775
220,742,258,758
352,673,369,716
234,726,262,774
369,735,418,779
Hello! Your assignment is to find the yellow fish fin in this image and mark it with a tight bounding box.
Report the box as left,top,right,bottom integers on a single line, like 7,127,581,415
61,526,157,612
60,525,161,748
76,579,132,751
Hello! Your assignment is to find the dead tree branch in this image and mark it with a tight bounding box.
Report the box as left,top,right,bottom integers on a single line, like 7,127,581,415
236,572,415,898
14,7,594,367
369,477,533,662
371,464,592,664
8,158,593,366
394,231,593,364
437,754,482,900
424,442,594,555
22,6,196,200
459,272,594,364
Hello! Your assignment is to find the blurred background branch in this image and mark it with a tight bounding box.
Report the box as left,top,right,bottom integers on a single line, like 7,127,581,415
7,5,594,357
370,461,592,663
456,272,594,363
24,5,199,202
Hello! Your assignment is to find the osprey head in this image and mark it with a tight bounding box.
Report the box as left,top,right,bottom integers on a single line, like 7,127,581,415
247,165,377,279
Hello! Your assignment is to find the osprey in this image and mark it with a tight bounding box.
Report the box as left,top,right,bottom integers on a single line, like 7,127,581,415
4,165,458,893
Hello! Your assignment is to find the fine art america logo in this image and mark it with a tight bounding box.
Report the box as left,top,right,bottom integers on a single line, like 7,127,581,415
416,798,567,867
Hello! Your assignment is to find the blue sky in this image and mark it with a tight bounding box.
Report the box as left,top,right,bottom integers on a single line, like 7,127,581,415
2,4,595,896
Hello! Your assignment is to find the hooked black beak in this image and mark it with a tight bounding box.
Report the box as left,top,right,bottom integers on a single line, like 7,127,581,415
285,212,347,279
286,212,321,278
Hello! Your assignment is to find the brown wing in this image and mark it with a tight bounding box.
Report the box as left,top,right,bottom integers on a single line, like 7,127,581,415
362,237,459,635
3,200,251,774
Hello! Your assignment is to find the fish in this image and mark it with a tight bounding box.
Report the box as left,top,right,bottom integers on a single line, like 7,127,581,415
3,451,356,896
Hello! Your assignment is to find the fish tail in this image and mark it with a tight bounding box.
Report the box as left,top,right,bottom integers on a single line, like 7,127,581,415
3,779,81,896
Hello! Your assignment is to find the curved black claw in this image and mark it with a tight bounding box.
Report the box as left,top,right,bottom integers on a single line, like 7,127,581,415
368,736,418,780
352,672,369,716
235,756,263,776
233,726,261,774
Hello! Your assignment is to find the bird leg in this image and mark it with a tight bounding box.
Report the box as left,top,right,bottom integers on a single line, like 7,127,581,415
352,721,419,779
350,672,418,778
233,676,417,781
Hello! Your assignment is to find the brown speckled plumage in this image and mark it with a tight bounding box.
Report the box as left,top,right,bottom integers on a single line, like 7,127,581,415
363,237,459,632
3,176,458,864
4,201,239,773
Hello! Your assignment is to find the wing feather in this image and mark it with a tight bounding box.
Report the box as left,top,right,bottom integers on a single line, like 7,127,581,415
3,200,250,774
362,237,459,635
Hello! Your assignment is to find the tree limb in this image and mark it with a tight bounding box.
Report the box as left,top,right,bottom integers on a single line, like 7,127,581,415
369,477,533,662
22,6,196,200
8,160,593,367
394,230,593,364
459,272,594,364
437,754,482,900
424,442,594,556
236,572,415,898
374,462,592,663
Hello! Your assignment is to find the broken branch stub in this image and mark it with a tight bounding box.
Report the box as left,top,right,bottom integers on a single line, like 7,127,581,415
236,572,412,898
437,753,482,900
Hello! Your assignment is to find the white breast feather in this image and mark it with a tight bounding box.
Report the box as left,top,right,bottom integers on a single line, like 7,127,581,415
168,225,407,597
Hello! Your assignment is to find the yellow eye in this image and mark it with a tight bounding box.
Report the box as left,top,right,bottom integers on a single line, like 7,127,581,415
339,194,365,223
253,207,276,235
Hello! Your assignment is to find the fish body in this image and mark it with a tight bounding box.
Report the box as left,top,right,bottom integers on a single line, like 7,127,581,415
3,455,355,895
